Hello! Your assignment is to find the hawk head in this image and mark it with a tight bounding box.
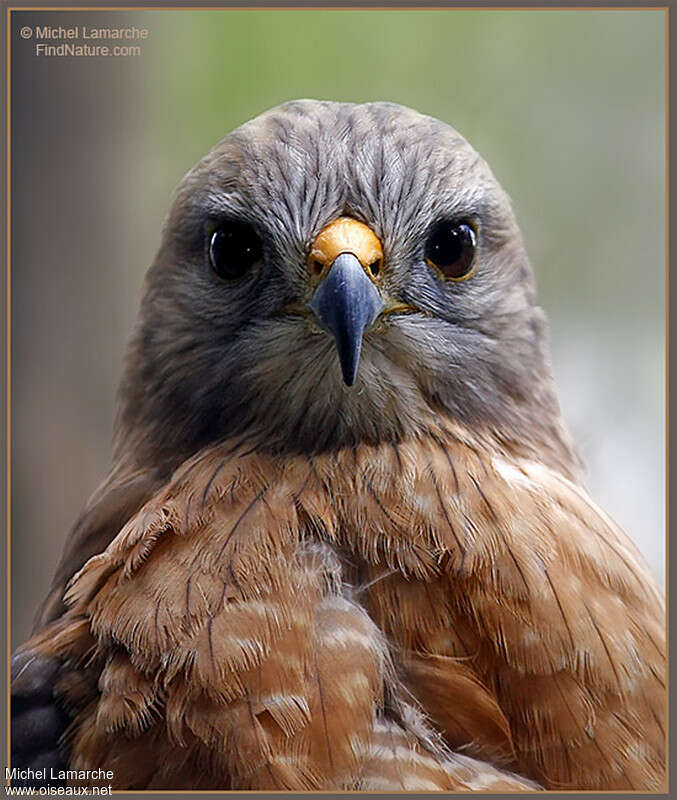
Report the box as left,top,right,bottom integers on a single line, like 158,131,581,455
119,100,575,475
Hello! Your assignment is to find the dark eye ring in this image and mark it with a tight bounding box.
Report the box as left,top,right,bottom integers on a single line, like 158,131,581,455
208,221,263,280
424,220,477,281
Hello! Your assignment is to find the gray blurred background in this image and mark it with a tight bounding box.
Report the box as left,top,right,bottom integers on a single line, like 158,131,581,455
10,8,666,645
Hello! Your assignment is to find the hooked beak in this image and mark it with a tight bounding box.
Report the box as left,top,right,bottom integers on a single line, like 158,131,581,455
306,217,385,386
309,252,385,386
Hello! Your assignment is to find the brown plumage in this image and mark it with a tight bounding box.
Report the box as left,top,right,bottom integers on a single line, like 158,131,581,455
12,100,665,791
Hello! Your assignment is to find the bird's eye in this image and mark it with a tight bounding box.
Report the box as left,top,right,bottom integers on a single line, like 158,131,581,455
425,220,477,281
208,222,263,280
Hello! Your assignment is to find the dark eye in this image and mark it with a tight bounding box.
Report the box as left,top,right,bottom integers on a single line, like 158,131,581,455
425,220,477,281
208,221,262,280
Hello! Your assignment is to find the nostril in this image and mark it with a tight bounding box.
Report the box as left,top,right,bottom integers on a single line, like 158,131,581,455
368,258,381,278
312,260,324,275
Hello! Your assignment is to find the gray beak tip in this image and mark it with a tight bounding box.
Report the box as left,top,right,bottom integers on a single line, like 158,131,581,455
308,252,384,386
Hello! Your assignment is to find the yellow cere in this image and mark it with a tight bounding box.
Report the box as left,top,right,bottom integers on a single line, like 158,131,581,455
308,217,383,281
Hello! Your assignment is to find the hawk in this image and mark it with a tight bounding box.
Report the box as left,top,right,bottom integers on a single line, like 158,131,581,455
11,100,665,791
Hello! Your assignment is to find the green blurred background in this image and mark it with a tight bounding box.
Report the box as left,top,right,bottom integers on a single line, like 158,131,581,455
11,8,665,643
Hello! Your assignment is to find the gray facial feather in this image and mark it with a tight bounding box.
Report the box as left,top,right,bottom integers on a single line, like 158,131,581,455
116,100,577,477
